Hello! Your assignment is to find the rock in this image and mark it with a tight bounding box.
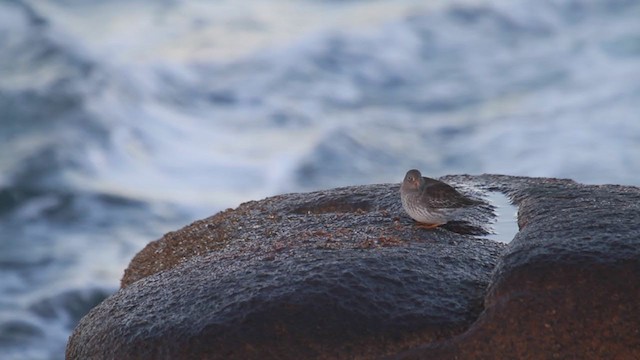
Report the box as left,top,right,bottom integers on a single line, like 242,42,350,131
397,175,640,359
66,175,640,359
66,183,504,359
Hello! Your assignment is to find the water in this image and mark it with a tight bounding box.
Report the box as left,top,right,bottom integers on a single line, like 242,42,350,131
1,0,640,358
485,192,519,244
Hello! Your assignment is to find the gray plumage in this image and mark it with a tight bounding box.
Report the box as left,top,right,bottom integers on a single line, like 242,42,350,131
400,169,481,227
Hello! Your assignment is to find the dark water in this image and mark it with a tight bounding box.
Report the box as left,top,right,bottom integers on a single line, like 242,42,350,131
1,0,640,358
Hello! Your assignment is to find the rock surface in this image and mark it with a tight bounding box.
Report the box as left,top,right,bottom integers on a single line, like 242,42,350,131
66,175,640,359
397,175,640,359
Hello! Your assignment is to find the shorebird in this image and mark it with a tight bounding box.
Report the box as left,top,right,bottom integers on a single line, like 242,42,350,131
400,169,481,229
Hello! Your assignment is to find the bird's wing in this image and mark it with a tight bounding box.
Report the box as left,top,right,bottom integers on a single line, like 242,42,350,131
420,177,477,208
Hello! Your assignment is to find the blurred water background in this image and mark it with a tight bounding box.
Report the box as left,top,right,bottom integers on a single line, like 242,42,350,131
1,0,639,358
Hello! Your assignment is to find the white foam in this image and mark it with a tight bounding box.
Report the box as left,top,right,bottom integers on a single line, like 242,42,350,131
32,0,470,63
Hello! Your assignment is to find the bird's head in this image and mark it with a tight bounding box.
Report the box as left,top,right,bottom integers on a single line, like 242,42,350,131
402,169,422,190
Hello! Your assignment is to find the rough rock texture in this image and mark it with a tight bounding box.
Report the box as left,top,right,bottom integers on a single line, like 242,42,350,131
67,182,503,359
66,175,640,359
397,175,640,359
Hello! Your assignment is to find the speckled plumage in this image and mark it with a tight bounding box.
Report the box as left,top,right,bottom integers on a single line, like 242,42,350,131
400,169,480,228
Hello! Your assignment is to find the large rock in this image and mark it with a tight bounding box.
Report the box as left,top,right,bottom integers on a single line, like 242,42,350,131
66,175,640,359
397,175,640,359
66,182,503,359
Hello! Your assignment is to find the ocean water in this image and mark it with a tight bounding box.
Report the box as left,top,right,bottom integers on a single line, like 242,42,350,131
1,0,640,358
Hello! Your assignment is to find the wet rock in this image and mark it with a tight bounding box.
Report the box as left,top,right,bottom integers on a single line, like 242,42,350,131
398,175,640,359
66,175,640,359
67,183,505,359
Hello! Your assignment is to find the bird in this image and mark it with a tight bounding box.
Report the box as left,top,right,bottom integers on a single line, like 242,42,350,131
400,169,481,229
